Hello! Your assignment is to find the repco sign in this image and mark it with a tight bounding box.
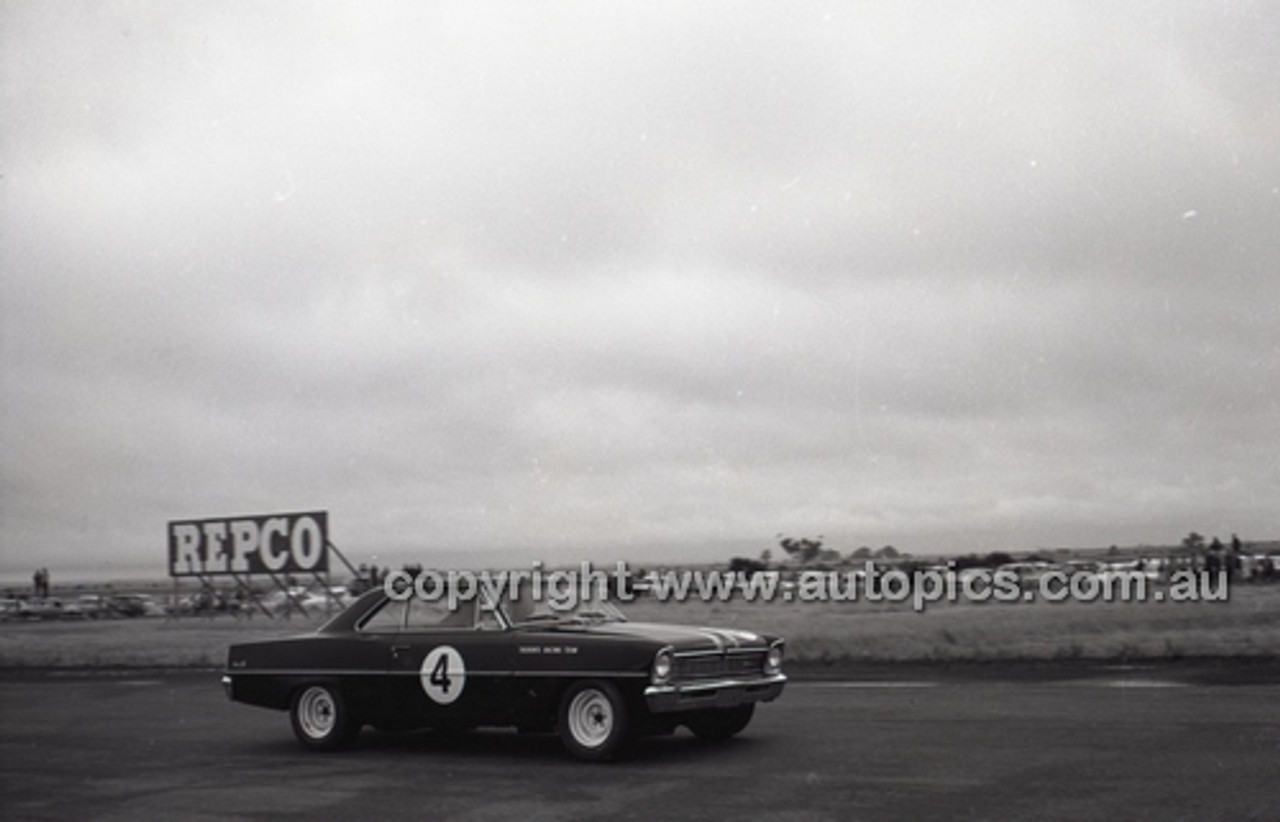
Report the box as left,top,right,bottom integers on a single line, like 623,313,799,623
168,511,328,577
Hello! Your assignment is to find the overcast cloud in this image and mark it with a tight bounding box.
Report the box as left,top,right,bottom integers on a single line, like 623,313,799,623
2,1,1277,578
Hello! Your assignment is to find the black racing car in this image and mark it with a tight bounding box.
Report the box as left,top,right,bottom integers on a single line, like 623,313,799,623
223,579,786,761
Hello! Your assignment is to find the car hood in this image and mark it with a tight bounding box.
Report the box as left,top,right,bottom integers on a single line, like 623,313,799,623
546,620,771,652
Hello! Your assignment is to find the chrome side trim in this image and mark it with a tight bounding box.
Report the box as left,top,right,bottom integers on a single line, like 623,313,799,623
221,668,650,679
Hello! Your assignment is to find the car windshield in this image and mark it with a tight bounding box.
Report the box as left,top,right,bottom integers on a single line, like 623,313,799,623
499,581,627,627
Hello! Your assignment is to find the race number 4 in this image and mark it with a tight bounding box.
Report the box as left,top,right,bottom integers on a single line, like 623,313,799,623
420,646,466,704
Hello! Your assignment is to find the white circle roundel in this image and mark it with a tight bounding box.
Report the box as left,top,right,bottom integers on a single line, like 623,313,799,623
420,646,466,704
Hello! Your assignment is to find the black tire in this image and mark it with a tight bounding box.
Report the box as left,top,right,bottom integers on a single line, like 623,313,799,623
558,680,629,762
686,703,755,741
289,683,359,751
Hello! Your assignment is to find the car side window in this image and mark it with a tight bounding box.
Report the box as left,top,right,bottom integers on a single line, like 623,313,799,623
360,600,406,632
360,596,500,632
404,598,457,629
404,597,485,630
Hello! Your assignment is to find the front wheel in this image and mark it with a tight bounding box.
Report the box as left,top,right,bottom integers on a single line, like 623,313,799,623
558,680,629,761
686,703,755,741
290,683,359,751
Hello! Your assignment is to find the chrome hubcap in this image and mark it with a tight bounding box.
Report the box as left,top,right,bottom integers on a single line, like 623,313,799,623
298,687,336,738
567,689,613,748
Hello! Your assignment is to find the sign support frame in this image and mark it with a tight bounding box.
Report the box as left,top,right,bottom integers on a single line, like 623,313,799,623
166,511,352,620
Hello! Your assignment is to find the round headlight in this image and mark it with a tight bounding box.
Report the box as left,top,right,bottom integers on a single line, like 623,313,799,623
765,643,784,674
651,647,673,684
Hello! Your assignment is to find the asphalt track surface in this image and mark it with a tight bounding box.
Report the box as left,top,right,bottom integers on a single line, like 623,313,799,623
2,664,1277,822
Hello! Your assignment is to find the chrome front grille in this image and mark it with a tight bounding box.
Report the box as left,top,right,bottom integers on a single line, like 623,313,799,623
674,651,765,681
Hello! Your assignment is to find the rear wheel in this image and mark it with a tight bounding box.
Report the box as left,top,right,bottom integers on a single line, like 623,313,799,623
558,680,629,761
290,683,359,751
686,703,755,741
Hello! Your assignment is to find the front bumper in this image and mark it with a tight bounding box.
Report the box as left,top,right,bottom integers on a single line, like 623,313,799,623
644,672,786,713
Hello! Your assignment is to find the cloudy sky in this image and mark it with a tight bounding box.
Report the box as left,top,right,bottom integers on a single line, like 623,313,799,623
2,1,1277,580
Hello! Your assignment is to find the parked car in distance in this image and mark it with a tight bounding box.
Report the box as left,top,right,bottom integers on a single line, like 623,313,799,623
108,593,164,618
298,585,352,613
223,580,786,761
77,594,110,619
0,597,25,620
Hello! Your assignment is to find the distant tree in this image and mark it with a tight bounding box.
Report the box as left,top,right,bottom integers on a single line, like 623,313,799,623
760,548,773,565
1182,532,1206,552
874,545,899,559
983,551,1015,567
728,557,767,579
779,536,824,564
850,546,872,559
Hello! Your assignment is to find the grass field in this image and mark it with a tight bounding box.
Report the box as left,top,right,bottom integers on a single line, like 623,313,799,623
3,583,1279,670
